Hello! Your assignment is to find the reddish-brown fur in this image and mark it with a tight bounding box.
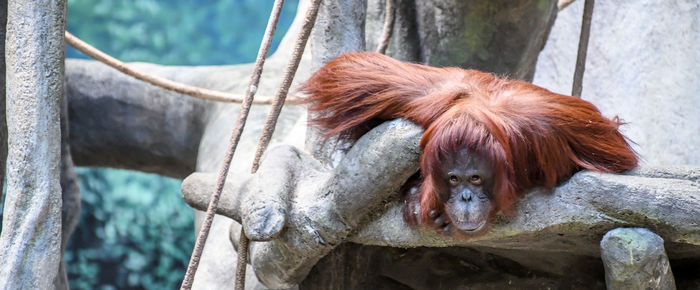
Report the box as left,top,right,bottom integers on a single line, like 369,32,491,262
301,52,637,228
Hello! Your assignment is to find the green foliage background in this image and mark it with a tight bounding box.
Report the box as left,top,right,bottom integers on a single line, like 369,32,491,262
67,0,297,65
66,168,190,289
62,0,297,288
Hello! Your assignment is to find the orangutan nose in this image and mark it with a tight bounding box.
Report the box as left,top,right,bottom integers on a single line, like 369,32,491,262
461,191,473,202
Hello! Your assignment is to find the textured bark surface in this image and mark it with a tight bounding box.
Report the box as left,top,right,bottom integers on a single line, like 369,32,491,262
186,120,423,288
601,228,676,290
66,60,211,179
414,0,558,81
309,0,367,70
54,84,81,290
365,0,421,62
0,0,66,288
365,0,559,81
0,0,6,195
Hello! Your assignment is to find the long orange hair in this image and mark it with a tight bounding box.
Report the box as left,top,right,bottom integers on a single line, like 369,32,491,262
301,52,637,224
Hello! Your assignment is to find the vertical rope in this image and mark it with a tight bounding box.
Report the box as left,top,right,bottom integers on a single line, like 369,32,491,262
180,1,286,289
375,0,395,54
571,0,594,97
249,0,323,173
236,0,323,289
234,229,250,290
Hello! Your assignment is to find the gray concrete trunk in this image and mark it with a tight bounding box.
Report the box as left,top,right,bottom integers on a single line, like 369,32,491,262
0,0,67,288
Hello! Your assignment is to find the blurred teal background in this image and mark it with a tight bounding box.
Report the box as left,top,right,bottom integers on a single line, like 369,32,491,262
67,0,297,66
2,0,297,289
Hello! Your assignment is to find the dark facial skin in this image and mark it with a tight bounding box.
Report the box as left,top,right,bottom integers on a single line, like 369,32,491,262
430,148,494,236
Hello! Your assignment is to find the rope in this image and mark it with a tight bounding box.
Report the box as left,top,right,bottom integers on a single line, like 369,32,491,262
64,31,304,105
375,0,395,54
571,0,594,97
236,0,323,289
179,0,286,288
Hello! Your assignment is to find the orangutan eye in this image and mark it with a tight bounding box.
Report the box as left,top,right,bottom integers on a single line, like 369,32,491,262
469,175,483,185
448,174,460,186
